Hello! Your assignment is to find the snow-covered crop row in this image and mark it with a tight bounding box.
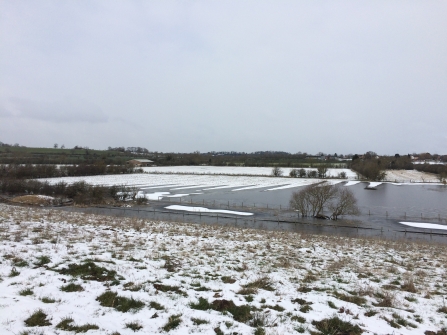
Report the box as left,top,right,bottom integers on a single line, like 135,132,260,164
40,173,343,191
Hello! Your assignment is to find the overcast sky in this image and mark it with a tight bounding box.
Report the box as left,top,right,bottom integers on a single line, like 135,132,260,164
1,1,446,155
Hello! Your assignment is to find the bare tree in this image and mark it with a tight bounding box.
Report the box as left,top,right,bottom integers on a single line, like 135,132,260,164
338,171,347,179
317,165,329,178
329,188,359,220
271,166,283,177
289,188,312,217
289,169,298,177
289,182,337,217
290,183,359,220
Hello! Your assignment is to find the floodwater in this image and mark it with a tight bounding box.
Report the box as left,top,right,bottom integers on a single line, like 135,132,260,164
143,182,447,221
57,181,447,245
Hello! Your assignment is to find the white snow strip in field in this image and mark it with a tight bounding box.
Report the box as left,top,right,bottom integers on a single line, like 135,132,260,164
166,205,254,216
266,180,343,191
367,182,382,188
344,181,361,186
136,191,171,200
231,185,267,191
165,194,190,198
170,185,209,190
399,222,447,230
140,184,182,189
266,184,304,191
202,185,243,190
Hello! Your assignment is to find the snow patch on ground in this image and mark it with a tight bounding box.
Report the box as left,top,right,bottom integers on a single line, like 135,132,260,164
400,221,447,230
344,181,362,186
165,205,254,216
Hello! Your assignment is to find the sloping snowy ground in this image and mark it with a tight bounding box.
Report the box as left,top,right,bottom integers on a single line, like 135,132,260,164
1,204,446,335
141,166,356,179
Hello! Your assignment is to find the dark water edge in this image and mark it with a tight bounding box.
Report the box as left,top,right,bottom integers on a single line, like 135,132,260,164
53,201,447,245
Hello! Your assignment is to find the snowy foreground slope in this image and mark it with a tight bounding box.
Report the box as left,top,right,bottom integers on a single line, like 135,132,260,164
0,204,446,335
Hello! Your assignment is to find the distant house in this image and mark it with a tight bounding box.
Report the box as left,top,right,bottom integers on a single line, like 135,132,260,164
127,159,154,167
306,155,325,160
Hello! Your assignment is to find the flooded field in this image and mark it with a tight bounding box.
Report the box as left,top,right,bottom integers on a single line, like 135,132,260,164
138,181,447,221
43,170,447,243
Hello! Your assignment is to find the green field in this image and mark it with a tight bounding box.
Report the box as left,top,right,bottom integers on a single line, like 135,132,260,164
0,146,145,165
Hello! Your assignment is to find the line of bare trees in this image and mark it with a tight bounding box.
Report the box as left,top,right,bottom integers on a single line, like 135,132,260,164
271,166,347,179
289,182,359,220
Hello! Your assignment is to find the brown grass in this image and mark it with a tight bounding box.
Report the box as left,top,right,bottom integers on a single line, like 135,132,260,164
10,195,54,206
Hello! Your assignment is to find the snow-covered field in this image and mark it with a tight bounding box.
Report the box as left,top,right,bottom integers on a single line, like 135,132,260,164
384,170,440,183
38,168,441,197
40,173,344,193
1,204,446,335
142,166,356,179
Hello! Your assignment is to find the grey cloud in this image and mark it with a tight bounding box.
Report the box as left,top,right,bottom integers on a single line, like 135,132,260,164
0,97,108,123
0,1,446,153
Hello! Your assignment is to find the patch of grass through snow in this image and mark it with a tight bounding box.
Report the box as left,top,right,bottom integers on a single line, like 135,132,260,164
161,314,182,332
24,309,51,327
96,291,145,312
56,317,99,333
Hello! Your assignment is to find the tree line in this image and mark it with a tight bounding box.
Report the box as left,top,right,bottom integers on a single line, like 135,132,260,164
0,164,139,179
350,153,447,181
0,163,144,205
271,166,347,179
0,179,142,205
